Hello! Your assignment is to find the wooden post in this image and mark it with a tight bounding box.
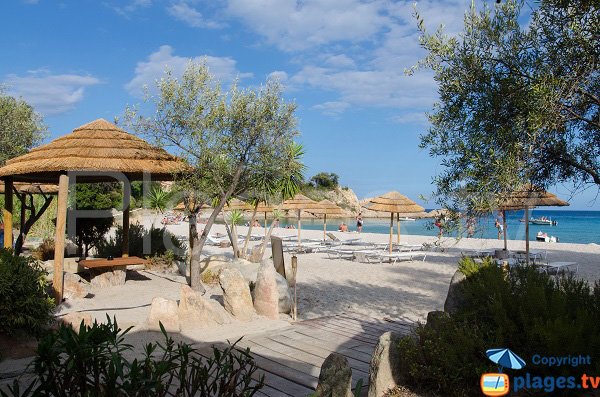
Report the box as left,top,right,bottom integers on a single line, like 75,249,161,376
53,173,69,302
3,178,13,249
389,212,394,254
525,207,530,265
291,255,298,321
122,185,130,258
323,213,327,241
19,194,26,242
502,210,508,251
397,213,401,244
297,209,301,244
264,212,268,237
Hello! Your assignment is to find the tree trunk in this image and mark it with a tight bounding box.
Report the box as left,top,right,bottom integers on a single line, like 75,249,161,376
242,202,259,259
189,163,245,290
224,221,240,258
258,218,279,260
14,194,54,256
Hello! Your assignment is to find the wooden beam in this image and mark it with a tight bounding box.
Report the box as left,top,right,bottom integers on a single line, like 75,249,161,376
122,183,130,258
52,173,69,302
389,212,393,254
3,177,13,249
397,213,401,244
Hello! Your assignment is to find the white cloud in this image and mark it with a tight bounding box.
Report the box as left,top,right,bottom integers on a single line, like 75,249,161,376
226,0,390,51
323,54,356,69
125,45,253,97
390,112,429,126
312,101,350,116
3,71,101,115
267,70,288,83
167,1,223,29
112,0,152,16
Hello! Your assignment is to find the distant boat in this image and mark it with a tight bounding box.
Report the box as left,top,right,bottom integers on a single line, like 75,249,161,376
519,216,557,226
398,217,416,221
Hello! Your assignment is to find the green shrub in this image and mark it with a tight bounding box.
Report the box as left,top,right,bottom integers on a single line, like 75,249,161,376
457,255,494,277
32,239,54,261
96,223,185,259
0,249,54,337
398,265,600,396
2,317,263,396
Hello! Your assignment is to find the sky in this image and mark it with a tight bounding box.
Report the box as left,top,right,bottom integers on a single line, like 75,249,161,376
1,0,598,210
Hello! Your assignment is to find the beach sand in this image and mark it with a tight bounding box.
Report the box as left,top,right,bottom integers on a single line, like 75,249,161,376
57,217,600,332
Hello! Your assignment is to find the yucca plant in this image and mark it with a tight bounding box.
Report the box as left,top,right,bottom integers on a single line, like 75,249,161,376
226,209,245,258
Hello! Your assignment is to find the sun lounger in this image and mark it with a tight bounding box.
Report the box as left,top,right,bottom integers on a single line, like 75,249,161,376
325,248,356,260
538,261,578,276
378,251,429,264
326,232,361,245
284,241,327,254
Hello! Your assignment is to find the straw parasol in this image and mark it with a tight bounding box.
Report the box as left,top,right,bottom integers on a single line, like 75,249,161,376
174,201,211,212
0,119,185,183
364,191,424,254
0,118,188,301
496,185,569,262
224,198,253,211
307,199,345,240
252,202,275,236
280,194,322,243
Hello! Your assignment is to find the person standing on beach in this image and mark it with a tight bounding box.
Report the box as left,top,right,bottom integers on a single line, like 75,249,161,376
495,213,504,240
356,213,363,233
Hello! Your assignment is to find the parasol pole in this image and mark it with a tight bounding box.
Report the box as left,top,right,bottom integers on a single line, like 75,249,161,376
525,207,530,265
323,213,327,241
397,213,401,244
297,209,301,244
502,210,508,251
264,212,268,237
389,212,394,254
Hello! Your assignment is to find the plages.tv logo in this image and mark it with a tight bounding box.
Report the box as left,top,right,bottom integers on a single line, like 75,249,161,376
481,348,526,396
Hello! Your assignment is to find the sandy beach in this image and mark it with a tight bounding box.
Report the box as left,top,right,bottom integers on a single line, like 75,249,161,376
55,215,600,337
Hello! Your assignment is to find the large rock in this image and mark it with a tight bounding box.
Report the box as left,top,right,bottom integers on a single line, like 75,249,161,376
368,331,404,397
424,310,449,332
209,257,292,315
443,270,467,314
59,312,92,333
314,353,353,397
90,269,127,288
147,297,180,332
63,272,90,300
275,272,292,314
178,285,231,329
219,268,256,321
253,261,280,319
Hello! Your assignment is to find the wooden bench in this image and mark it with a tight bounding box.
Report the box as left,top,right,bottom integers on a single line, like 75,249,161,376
79,257,148,286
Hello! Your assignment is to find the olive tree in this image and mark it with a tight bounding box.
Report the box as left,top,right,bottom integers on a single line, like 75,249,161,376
125,62,301,290
410,0,599,211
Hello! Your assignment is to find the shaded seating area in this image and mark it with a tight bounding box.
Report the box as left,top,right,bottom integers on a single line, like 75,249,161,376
0,119,187,301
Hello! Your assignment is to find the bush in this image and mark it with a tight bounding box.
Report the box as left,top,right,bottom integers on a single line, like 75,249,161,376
201,269,221,285
398,266,600,396
96,223,185,260
0,249,54,337
2,317,264,396
32,239,54,261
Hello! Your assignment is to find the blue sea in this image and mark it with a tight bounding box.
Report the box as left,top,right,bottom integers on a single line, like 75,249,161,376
276,210,600,245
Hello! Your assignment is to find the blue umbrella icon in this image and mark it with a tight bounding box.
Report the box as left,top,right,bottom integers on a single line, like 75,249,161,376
486,348,526,371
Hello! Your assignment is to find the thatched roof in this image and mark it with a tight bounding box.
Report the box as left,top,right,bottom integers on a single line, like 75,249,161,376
0,181,59,195
497,186,569,210
363,191,424,214
253,202,275,213
224,198,253,211
0,119,187,183
174,201,211,211
280,194,322,210
307,200,345,217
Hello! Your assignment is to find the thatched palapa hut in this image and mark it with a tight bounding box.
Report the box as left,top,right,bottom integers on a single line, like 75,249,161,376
0,118,187,300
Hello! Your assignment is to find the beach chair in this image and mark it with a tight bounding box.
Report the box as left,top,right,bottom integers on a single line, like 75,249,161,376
206,235,227,246
326,232,361,245
378,251,429,264
354,250,383,263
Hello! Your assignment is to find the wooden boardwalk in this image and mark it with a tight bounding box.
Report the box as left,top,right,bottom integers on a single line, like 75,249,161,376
222,313,415,397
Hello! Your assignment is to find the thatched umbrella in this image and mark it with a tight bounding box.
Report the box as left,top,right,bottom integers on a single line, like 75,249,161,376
174,201,211,212
224,198,253,211
0,182,59,195
0,118,187,301
280,194,322,243
307,199,345,240
253,202,275,236
364,191,424,254
497,185,569,263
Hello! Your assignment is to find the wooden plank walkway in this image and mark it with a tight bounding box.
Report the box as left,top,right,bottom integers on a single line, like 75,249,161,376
224,313,415,397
